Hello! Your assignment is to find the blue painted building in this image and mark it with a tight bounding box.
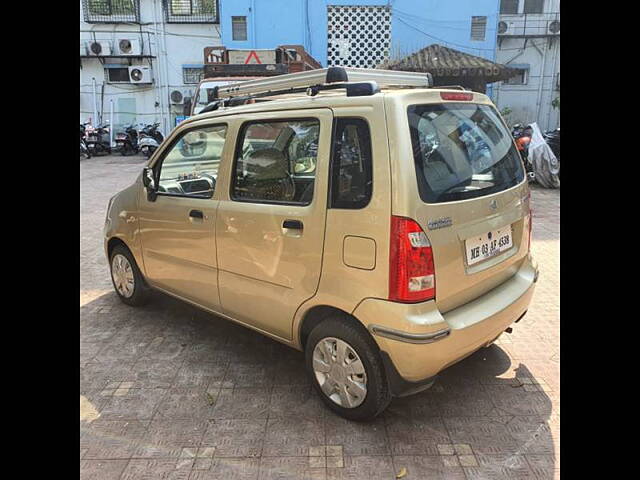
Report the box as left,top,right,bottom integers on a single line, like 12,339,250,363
220,1,500,69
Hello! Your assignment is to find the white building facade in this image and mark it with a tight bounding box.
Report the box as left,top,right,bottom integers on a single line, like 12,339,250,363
493,0,560,130
80,0,221,137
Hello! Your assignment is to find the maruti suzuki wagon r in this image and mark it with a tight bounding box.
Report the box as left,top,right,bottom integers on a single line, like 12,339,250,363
104,67,537,420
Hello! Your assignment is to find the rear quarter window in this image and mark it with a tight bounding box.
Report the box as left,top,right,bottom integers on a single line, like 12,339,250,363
408,103,524,203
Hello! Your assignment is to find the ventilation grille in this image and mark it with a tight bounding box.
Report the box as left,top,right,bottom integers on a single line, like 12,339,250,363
327,5,391,69
471,16,487,41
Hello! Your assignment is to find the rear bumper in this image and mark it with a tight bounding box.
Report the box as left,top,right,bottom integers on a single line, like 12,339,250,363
353,255,537,394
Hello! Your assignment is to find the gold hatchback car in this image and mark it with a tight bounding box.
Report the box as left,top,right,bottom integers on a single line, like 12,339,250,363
104,67,537,420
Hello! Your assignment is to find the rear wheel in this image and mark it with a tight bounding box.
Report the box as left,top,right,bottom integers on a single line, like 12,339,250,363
109,244,150,306
305,317,391,421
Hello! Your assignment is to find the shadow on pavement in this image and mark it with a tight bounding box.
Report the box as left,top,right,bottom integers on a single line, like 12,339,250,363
81,290,557,479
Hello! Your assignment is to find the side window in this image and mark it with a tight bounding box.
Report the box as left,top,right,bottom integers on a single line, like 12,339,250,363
232,119,319,205
330,118,373,209
156,125,227,199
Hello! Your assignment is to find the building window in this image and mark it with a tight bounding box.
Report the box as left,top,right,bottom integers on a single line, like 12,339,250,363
523,0,544,14
470,16,487,41
105,67,131,83
183,67,204,84
232,16,248,41
505,66,529,85
83,0,140,23
500,0,519,14
164,0,219,23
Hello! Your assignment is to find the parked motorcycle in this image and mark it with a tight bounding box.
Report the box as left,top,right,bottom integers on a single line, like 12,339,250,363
80,123,91,159
138,122,164,158
85,123,112,156
115,123,140,156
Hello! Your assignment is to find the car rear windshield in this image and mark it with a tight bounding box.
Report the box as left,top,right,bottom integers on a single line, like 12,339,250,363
408,103,524,203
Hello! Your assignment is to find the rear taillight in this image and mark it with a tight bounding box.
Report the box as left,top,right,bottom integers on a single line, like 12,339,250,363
440,92,474,101
389,216,436,303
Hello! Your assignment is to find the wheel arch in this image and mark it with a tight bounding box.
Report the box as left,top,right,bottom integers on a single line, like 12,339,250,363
297,304,379,353
107,236,129,260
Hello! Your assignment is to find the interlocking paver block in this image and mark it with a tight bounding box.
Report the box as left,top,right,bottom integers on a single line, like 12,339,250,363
437,444,455,456
81,159,559,476
458,455,478,467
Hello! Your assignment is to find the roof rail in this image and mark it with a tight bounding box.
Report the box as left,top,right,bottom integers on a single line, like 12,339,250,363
199,81,381,114
213,66,433,100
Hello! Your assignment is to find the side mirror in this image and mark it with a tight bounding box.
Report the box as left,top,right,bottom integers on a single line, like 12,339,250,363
142,167,158,201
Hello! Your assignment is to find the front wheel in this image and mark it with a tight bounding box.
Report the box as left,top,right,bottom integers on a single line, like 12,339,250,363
305,318,391,421
109,244,150,306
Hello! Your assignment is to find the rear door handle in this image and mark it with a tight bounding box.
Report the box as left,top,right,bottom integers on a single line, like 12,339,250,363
282,219,303,230
189,209,204,219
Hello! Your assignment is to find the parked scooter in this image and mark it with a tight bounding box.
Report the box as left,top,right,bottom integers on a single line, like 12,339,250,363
138,122,164,158
511,124,534,182
543,127,560,179
115,123,140,156
80,123,91,159
85,122,112,156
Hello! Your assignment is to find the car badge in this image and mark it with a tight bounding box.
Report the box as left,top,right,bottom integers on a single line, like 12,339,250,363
489,199,498,210
427,217,453,230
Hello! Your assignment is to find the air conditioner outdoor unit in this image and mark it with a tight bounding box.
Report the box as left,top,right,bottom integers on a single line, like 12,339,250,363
170,90,185,104
128,66,153,84
548,20,560,34
170,89,194,105
117,38,142,56
87,41,112,56
497,21,515,35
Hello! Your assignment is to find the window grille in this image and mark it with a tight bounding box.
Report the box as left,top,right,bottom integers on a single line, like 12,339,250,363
83,0,140,23
524,0,544,14
232,16,248,41
327,5,392,68
183,67,204,84
500,0,519,15
164,0,219,23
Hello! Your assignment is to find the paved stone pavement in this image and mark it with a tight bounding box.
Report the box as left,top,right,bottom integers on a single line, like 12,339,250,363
81,154,559,480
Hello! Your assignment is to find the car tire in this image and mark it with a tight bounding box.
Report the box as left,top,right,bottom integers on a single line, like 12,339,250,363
305,317,391,421
109,244,150,306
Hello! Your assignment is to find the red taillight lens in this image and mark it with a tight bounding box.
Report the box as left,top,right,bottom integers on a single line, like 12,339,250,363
440,92,474,101
389,216,436,303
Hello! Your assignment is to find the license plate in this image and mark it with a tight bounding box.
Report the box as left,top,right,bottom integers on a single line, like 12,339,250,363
465,226,513,266
116,135,126,140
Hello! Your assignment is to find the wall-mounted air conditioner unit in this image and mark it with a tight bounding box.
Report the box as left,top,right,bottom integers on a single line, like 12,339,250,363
128,66,153,84
87,41,112,56
170,90,185,104
548,20,560,35
497,21,515,35
170,89,194,105
116,38,142,56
